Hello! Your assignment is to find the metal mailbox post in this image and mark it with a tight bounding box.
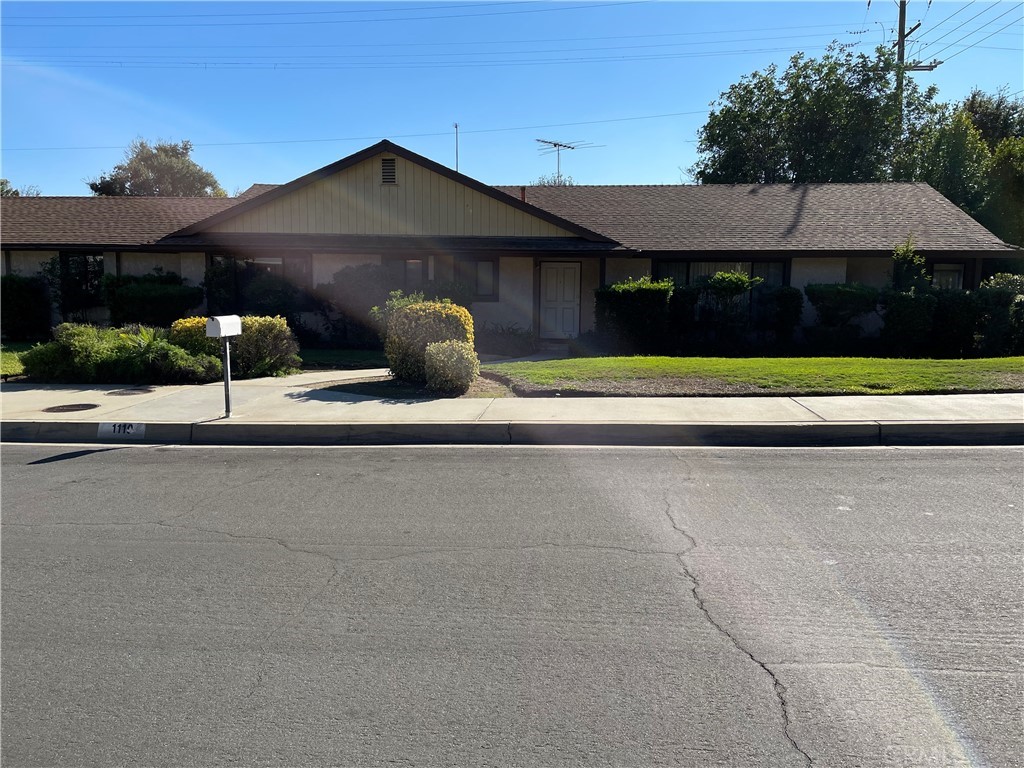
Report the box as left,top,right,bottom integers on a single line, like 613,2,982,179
206,315,242,418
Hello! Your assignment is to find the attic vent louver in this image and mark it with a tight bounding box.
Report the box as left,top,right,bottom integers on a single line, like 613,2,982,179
381,157,397,184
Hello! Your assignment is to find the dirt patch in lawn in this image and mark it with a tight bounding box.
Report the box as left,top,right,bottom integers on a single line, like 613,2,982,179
501,376,773,397
319,373,513,400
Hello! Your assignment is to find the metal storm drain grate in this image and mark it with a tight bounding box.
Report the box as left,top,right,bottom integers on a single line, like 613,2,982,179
43,403,100,413
106,388,155,397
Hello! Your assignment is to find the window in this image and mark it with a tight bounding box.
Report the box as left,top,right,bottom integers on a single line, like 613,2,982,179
932,264,964,290
653,260,784,288
456,257,499,301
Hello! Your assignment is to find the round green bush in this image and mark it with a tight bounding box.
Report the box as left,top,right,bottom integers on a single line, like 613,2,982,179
385,301,474,384
425,340,479,395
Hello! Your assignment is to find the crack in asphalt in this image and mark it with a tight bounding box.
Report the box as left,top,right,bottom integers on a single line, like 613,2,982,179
661,495,813,768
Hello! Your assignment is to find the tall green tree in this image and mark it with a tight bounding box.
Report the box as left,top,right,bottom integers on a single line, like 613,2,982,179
960,88,1024,153
978,137,1024,246
88,139,226,197
919,110,992,214
691,45,939,184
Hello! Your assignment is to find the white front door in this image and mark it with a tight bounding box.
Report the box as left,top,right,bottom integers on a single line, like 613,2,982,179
539,262,581,339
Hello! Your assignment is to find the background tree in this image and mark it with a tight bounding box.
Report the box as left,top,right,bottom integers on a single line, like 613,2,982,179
918,110,992,214
691,45,939,184
88,139,226,197
1,179,41,197
977,137,1024,247
959,88,1024,152
533,173,576,186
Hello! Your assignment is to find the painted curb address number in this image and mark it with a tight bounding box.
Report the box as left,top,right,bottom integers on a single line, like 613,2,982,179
98,422,147,440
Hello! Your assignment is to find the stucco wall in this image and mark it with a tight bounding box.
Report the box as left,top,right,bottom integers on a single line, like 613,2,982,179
470,257,534,331
4,250,56,277
605,257,651,286
790,257,849,325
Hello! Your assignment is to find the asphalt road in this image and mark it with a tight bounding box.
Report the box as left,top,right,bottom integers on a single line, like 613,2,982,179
2,444,1021,768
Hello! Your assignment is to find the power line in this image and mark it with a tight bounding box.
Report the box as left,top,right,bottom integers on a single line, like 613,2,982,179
922,2,1023,59
0,22,882,51
4,110,712,152
4,32,875,63
2,42,861,71
914,0,1004,55
938,15,1024,61
1,1,648,28
1,1,542,20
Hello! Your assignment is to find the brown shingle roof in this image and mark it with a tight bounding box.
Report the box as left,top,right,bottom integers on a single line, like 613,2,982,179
0,196,239,247
493,182,1014,252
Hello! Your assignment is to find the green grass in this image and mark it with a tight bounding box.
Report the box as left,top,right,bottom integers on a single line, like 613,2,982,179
299,348,388,369
483,356,1024,396
0,342,35,377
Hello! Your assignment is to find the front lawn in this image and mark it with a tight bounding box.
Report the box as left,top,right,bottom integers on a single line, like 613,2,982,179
483,357,1024,396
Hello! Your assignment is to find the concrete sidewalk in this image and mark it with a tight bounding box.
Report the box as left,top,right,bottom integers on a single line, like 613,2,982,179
2,369,1022,447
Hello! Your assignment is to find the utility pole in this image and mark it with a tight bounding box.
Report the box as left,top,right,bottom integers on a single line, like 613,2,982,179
890,0,941,128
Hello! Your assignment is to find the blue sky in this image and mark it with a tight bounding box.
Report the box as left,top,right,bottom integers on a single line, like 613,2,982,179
2,0,1022,196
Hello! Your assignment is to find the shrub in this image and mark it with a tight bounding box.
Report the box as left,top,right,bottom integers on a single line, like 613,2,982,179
762,285,804,343
40,254,105,322
891,236,929,293
370,290,428,337
701,271,763,317
20,322,221,384
931,290,980,358
980,272,1024,294
21,341,75,381
976,283,1024,356
880,290,937,357
102,271,203,327
594,276,674,354
169,316,220,356
1,274,52,341
475,322,536,357
232,315,302,378
385,301,474,384
425,340,479,394
667,283,701,352
803,283,879,328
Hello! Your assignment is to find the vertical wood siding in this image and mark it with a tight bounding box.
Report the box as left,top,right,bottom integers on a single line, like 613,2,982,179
207,154,574,237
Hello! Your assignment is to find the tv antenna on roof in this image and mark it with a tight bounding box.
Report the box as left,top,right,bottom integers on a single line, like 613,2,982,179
535,138,601,178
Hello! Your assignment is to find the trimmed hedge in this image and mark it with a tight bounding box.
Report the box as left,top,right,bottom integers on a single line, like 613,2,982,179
385,301,474,384
21,324,221,384
425,339,479,394
170,314,302,377
594,276,674,354
1,274,51,341
803,283,879,328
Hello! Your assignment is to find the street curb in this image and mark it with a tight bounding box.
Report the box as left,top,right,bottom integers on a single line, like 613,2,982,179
3,419,1022,447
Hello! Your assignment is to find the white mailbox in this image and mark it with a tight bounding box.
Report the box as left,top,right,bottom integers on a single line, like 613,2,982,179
206,315,242,338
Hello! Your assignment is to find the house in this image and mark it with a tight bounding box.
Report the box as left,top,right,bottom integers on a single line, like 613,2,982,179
1,139,1018,338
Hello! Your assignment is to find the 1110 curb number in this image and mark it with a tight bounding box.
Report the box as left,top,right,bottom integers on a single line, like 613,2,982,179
98,422,147,440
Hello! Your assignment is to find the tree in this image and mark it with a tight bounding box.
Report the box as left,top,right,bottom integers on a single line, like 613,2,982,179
960,88,1024,153
691,45,939,184
1,178,41,197
88,139,226,197
978,137,1024,246
534,173,576,186
919,110,992,214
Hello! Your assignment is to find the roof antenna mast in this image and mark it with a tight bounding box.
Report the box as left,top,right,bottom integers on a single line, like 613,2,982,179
535,138,601,181
453,122,460,172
